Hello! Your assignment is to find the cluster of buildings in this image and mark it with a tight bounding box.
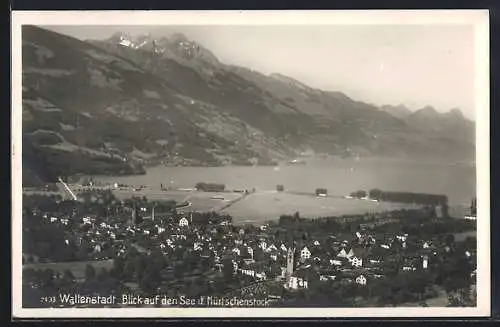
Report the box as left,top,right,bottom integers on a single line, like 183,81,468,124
27,197,477,296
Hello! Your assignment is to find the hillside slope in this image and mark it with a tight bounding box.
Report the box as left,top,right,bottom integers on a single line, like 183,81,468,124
21,26,475,183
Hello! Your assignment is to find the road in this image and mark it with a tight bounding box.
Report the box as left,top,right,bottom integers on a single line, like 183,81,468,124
211,192,252,212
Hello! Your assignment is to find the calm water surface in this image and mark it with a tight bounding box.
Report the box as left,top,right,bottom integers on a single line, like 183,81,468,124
92,158,476,222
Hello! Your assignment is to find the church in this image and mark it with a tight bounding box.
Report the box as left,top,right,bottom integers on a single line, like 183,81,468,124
283,246,309,290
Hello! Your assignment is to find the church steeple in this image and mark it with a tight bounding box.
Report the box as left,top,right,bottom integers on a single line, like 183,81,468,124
286,246,295,279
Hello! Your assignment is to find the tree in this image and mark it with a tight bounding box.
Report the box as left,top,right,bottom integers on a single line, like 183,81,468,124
448,287,476,307
61,269,75,288
26,255,34,264
279,214,293,225
111,256,125,278
134,257,147,282
444,234,455,246
268,262,282,279
84,264,96,282
369,189,383,200
293,211,300,221
315,188,327,196
140,270,162,294
222,259,234,283
350,190,367,198
97,268,110,282
463,236,477,251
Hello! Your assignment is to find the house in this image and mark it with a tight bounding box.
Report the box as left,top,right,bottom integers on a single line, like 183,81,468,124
194,242,203,251
355,275,367,286
179,217,189,227
280,243,288,252
319,274,337,282
94,244,102,253
300,246,311,260
396,234,408,242
351,256,363,268
313,240,321,246
286,276,309,290
402,266,417,272
247,247,254,258
239,268,255,277
337,248,354,259
266,244,278,253
255,272,266,280
232,247,241,256
330,259,343,266
280,267,287,279
422,255,429,269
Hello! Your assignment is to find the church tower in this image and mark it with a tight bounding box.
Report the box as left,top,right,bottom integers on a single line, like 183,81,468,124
286,247,295,279
130,207,136,226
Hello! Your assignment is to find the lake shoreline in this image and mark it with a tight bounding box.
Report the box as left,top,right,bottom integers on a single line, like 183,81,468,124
84,158,475,223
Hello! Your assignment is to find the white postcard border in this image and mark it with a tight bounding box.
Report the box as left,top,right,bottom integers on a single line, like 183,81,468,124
11,9,491,318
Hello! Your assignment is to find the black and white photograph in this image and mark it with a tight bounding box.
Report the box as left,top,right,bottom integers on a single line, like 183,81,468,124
11,10,490,318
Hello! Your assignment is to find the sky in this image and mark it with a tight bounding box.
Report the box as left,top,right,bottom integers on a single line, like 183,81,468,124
44,25,475,119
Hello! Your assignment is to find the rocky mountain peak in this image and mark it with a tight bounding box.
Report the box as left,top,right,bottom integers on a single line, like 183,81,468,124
105,31,219,65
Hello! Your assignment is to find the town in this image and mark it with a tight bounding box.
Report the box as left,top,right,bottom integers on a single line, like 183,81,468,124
21,185,477,308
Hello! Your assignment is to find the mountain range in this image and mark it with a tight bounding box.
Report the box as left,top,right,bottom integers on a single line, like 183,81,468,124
21,26,475,185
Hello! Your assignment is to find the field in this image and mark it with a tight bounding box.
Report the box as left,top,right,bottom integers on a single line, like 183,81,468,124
23,259,114,281
223,191,415,224
111,188,416,224
108,188,417,224
110,188,242,212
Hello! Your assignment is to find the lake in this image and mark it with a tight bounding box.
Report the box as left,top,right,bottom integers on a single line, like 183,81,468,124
91,157,476,223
